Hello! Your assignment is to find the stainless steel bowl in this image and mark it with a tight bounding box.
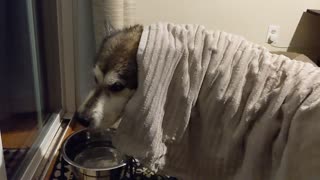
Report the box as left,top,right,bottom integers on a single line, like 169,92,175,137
62,128,126,180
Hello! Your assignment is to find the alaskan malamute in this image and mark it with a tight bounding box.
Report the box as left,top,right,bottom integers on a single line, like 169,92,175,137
75,25,143,128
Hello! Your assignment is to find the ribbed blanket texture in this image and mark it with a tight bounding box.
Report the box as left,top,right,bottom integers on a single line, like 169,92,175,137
114,23,320,180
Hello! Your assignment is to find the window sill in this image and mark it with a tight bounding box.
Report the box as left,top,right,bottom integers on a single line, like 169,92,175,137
42,118,84,179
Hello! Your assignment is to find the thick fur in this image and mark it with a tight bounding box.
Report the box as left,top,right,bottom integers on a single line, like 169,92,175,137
76,25,143,128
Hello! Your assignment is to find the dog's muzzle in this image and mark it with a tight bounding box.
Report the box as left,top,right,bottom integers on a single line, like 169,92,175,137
74,112,91,127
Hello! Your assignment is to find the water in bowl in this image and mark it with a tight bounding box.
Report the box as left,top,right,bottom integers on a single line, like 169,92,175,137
74,146,123,169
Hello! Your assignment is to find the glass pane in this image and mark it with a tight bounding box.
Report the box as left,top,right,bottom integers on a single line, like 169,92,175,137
0,0,61,179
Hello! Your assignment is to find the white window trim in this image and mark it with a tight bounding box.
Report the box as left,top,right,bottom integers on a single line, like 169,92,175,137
0,132,7,180
19,112,63,180
57,0,77,116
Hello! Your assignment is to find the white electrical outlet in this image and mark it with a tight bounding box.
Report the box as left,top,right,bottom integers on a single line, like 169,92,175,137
266,25,280,44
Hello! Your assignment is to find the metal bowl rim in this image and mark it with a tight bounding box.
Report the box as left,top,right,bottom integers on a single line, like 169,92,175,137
62,128,126,171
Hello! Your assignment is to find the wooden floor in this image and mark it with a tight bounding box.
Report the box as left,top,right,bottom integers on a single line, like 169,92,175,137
1,114,39,148
1,114,40,179
2,126,38,148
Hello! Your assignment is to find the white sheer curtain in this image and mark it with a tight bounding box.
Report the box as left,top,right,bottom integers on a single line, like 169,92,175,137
91,0,136,50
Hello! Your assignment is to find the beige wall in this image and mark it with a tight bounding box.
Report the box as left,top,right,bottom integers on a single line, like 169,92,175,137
135,0,320,51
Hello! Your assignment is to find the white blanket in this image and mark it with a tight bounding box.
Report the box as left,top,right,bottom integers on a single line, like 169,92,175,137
114,23,320,180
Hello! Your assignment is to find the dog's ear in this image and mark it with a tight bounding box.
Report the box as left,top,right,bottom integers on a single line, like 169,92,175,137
104,20,116,37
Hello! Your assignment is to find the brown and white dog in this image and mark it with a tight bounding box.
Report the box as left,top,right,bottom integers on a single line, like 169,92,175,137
75,25,143,129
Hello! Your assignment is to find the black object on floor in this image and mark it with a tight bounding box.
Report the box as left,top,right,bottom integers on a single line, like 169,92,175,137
3,148,29,179
49,151,178,180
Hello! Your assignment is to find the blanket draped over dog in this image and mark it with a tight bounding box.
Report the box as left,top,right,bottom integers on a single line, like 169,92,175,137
114,23,320,180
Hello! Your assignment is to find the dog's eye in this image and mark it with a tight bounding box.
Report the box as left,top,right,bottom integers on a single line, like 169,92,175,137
109,82,125,92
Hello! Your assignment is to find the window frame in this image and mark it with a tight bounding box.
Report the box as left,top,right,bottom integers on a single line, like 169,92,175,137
10,0,78,179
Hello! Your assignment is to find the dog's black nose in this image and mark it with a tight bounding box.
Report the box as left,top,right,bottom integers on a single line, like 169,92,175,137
74,112,91,127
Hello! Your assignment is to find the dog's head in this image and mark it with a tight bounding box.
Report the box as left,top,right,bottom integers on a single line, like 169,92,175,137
75,25,143,128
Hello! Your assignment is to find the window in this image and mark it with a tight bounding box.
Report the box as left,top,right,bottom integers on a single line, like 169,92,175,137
0,0,74,179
